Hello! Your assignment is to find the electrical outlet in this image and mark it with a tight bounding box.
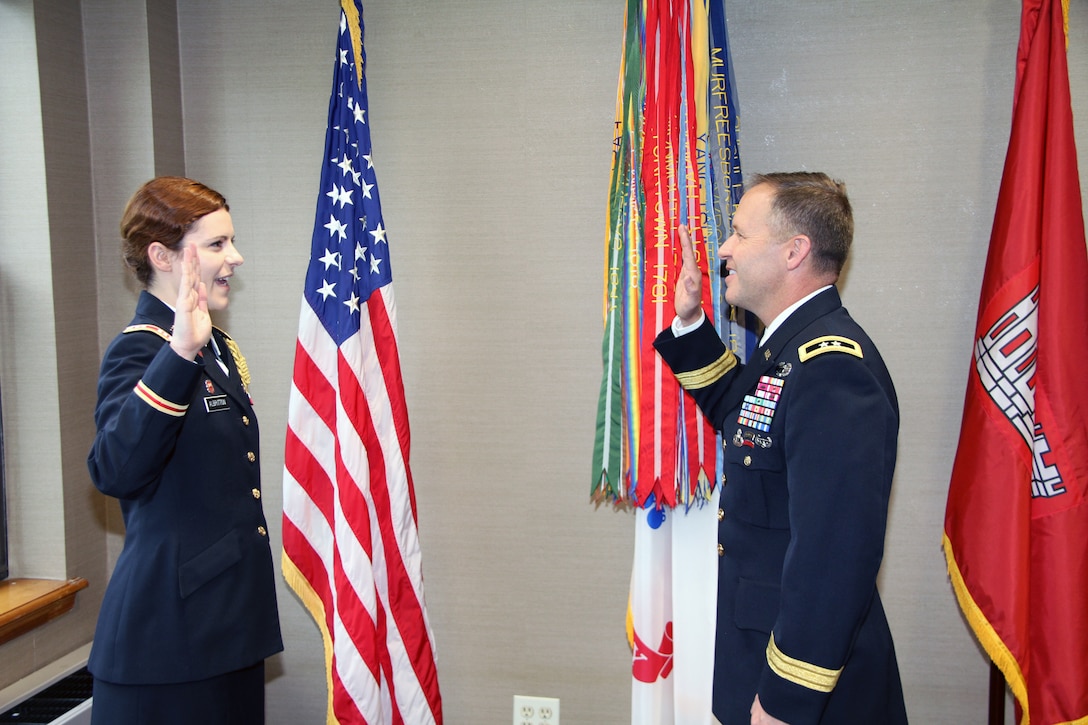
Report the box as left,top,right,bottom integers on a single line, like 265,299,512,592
513,695,560,725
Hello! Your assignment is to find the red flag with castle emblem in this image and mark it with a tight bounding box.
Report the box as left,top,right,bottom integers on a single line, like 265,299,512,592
943,1,1088,722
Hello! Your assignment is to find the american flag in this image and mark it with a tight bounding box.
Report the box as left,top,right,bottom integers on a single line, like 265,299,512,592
281,2,443,723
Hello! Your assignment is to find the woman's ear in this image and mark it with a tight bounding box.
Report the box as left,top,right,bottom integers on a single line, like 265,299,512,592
147,241,175,274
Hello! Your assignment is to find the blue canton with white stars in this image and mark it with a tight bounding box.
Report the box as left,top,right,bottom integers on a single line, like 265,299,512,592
305,11,393,346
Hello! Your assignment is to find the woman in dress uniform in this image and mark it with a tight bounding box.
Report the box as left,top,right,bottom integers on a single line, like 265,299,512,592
87,177,282,724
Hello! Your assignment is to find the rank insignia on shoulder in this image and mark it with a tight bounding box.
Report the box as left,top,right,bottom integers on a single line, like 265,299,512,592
123,324,171,341
798,335,863,362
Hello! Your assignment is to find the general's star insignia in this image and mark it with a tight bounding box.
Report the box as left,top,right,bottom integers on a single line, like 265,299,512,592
798,335,863,362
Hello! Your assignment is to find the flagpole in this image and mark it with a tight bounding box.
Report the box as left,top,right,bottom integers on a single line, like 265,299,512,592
987,661,1004,725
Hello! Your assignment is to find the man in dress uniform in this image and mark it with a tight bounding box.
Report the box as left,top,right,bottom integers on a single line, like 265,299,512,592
654,172,907,725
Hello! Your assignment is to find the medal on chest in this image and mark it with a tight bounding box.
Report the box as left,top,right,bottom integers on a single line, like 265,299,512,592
736,363,791,433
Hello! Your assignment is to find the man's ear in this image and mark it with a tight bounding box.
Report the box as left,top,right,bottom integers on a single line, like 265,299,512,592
147,242,175,274
784,234,812,271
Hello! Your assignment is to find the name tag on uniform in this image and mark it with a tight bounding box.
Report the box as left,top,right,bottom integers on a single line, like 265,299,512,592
204,395,230,413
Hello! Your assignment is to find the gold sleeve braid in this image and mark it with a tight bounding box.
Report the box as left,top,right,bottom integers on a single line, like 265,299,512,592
673,349,738,390
766,633,843,693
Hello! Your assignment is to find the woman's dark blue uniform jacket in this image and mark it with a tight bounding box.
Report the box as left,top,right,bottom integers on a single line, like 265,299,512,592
654,288,907,725
87,291,283,685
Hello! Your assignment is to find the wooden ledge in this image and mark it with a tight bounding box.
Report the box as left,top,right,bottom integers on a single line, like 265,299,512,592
0,578,89,646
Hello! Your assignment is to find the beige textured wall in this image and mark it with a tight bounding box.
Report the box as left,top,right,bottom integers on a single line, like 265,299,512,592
2,0,1087,723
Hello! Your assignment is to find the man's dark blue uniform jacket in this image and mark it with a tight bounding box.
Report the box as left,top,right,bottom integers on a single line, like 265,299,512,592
654,288,907,725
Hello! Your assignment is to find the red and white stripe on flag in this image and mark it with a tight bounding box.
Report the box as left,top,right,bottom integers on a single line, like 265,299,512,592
282,2,442,723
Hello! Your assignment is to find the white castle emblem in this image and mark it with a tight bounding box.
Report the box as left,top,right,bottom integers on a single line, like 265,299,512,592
974,285,1065,498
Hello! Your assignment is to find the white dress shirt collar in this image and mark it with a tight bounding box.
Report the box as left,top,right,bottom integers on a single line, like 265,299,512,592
758,285,834,347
